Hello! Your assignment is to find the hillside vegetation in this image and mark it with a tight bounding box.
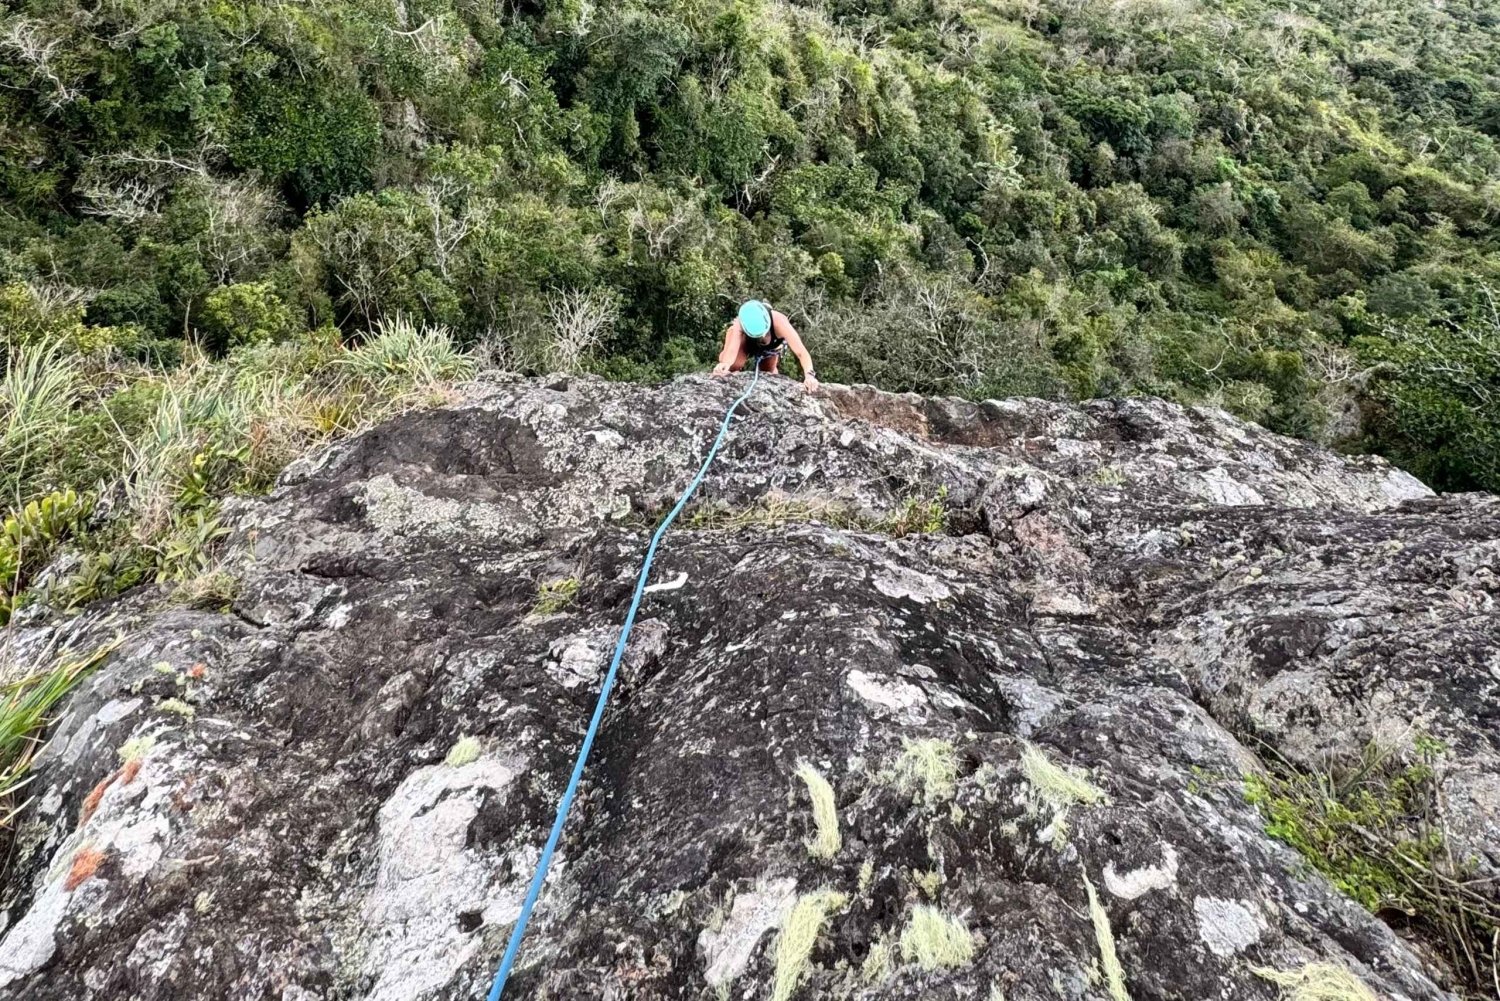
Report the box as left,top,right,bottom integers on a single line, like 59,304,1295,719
2,0,1500,604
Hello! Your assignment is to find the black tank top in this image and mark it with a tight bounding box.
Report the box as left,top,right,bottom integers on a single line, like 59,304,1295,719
746,332,786,357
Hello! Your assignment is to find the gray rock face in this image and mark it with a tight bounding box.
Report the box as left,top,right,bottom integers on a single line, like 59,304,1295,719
1,375,1496,1001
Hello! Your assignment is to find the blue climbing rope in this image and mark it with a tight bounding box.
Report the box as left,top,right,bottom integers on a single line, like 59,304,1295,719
486,367,762,1000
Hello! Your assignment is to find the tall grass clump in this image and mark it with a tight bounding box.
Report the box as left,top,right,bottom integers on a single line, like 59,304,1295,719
0,319,474,618
0,633,120,835
343,316,474,388
0,342,80,500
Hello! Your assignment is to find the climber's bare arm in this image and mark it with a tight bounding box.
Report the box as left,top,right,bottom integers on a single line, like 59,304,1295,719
774,312,819,391
713,320,745,376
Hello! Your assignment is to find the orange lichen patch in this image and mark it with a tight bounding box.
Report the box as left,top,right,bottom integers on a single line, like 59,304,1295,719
120,758,143,785
78,774,116,828
188,663,206,680
64,846,106,891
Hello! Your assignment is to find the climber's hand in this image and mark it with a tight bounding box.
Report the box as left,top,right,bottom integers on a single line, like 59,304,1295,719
802,374,820,393
712,362,730,378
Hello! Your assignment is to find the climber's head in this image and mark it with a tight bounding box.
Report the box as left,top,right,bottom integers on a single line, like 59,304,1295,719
738,300,772,340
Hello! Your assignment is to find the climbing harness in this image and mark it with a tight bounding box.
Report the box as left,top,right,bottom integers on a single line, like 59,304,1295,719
485,368,763,1000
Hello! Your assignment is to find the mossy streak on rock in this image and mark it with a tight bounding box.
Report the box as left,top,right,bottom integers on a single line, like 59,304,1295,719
770,889,846,1001
1084,870,1130,1001
681,488,954,538
793,760,840,860
1252,962,1378,1001
887,738,959,805
1020,743,1105,811
444,736,481,767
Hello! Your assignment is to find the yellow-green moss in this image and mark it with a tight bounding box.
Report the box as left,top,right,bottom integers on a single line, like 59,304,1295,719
533,577,580,615
156,697,195,718
771,889,847,1001
860,937,894,983
1251,962,1377,1001
117,734,156,763
890,737,958,804
913,869,943,899
794,760,841,860
1084,870,1130,1001
898,905,975,971
1021,742,1105,809
445,735,481,766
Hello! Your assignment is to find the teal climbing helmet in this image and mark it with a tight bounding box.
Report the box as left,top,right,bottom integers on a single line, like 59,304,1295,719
738,299,772,338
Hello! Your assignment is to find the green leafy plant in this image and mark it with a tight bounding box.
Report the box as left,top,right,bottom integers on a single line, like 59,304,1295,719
883,487,949,538
0,489,93,625
154,507,231,584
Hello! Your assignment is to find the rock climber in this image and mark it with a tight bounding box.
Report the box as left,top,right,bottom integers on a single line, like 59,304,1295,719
712,300,820,392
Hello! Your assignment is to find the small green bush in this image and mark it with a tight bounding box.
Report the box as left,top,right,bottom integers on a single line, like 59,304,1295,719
1245,740,1498,992
533,577,580,615
199,282,297,353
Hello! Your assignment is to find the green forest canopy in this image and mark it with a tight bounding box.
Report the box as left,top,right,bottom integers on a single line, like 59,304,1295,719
2,0,1499,491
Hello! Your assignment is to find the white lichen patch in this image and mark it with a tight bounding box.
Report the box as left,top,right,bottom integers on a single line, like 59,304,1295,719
1196,467,1266,507
546,621,668,690
360,756,527,1001
1194,896,1266,958
845,670,927,721
1103,843,1179,900
95,698,142,725
0,753,178,988
546,629,613,689
871,564,953,604
0,872,72,989
359,474,516,543
697,876,796,990
988,675,1065,737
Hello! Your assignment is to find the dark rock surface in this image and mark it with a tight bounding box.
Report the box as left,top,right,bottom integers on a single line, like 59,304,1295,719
1,374,1496,1001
